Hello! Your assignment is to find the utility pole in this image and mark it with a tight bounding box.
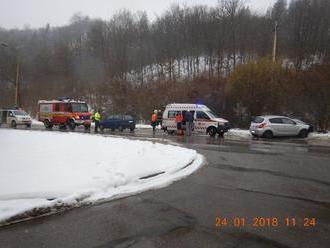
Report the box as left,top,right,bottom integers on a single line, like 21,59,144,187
15,62,20,107
272,21,278,63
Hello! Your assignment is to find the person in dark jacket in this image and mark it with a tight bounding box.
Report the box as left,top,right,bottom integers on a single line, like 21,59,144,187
185,110,194,136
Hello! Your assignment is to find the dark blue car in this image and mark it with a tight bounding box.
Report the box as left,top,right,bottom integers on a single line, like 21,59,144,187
99,115,135,132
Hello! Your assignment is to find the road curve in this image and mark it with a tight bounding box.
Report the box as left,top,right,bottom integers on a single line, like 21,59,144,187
0,128,330,248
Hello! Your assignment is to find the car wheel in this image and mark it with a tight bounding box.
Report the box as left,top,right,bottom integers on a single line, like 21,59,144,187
68,120,76,131
263,130,273,139
208,127,217,137
11,120,17,128
44,119,53,129
130,126,135,132
299,129,308,138
26,124,31,128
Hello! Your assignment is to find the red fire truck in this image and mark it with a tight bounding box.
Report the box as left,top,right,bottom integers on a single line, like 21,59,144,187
37,98,92,130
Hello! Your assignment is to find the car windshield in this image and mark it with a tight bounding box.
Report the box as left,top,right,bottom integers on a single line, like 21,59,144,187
294,119,306,125
71,103,88,113
13,110,28,116
206,111,220,119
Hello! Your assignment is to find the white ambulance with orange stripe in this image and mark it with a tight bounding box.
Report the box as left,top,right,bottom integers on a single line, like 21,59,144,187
162,103,230,137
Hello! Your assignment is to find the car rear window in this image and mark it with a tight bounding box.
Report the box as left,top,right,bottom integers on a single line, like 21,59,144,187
253,117,264,123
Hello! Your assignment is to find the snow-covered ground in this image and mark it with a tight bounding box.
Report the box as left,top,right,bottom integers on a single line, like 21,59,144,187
307,132,330,146
225,129,330,144
308,132,330,140
0,129,203,225
224,129,251,140
31,119,43,127
135,123,161,129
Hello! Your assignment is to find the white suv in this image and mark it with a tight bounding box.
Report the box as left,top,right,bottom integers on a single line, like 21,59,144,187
0,109,32,128
249,115,311,138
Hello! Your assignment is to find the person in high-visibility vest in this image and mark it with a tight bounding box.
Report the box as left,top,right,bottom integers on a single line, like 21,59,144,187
94,110,102,133
175,111,184,135
151,110,157,134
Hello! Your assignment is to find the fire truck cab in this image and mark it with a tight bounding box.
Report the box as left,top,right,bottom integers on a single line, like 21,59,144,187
37,99,92,130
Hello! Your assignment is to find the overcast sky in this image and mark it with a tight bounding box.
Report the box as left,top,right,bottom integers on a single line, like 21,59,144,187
0,0,277,29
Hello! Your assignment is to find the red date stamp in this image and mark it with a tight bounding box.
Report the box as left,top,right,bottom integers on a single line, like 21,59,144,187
215,216,316,228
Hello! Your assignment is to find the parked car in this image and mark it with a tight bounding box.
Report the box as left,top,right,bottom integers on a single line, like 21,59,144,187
99,115,135,132
162,103,230,137
0,109,32,128
293,119,314,133
249,115,311,138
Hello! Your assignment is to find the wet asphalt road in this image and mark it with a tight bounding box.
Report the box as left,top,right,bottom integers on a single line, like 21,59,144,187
0,127,330,248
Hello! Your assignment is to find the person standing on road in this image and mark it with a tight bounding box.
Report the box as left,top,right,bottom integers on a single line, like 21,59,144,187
151,110,157,135
94,110,101,133
185,110,194,136
175,111,184,135
157,109,163,127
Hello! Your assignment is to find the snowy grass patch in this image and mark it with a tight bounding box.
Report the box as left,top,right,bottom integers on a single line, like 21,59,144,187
225,129,252,140
0,129,203,225
308,132,330,140
307,132,330,146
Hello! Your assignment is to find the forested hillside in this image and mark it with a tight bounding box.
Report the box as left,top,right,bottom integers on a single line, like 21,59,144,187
0,0,329,129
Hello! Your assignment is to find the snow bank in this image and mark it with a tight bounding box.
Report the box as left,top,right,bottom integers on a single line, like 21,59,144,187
308,132,330,140
136,123,152,129
225,129,252,140
31,119,43,127
225,129,330,143
33,119,159,130
0,129,203,224
307,132,330,145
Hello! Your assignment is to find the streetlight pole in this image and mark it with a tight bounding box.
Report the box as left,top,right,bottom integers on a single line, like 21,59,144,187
1,42,20,107
15,62,20,107
272,21,278,63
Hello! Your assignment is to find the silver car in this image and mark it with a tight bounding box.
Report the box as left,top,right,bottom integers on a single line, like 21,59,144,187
249,115,311,138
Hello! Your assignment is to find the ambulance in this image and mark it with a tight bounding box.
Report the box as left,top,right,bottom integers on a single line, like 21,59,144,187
162,103,230,137
37,98,92,130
